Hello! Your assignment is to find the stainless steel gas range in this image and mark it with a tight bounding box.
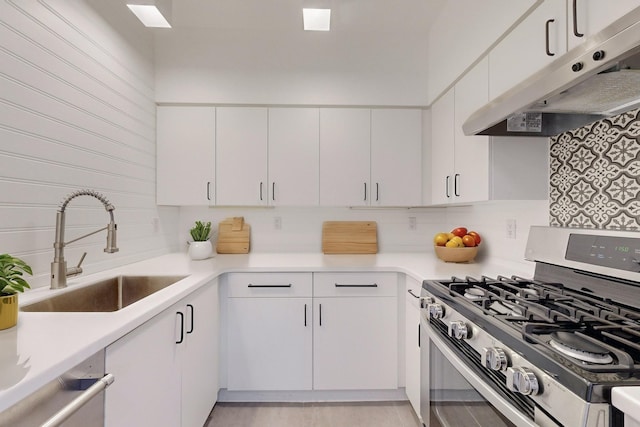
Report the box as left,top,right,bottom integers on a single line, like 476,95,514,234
419,226,640,427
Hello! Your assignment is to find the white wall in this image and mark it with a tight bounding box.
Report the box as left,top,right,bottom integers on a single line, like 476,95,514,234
0,0,179,289
154,27,429,106
178,200,548,272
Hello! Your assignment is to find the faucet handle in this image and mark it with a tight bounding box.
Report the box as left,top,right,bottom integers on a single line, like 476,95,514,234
66,252,87,277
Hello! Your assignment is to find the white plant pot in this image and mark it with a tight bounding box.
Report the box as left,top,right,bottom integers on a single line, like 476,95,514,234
188,241,213,260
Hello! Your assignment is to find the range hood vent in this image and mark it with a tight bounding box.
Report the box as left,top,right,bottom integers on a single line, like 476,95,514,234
463,7,640,137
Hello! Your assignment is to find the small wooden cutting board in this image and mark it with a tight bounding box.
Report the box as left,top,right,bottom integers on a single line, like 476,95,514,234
217,217,250,254
322,221,378,254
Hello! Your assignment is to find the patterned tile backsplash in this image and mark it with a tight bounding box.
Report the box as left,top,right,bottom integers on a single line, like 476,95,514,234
549,108,640,230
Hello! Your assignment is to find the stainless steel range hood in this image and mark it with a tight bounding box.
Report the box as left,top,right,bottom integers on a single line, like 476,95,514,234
463,7,640,137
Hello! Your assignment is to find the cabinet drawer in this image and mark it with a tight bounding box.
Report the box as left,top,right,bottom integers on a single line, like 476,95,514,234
227,273,312,297
314,272,397,297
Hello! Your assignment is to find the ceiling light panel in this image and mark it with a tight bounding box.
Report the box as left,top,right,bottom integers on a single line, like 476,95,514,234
127,4,172,28
303,8,331,31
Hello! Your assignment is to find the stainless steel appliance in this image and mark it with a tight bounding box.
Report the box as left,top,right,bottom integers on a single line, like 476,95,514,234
420,226,640,427
0,350,113,427
463,6,640,137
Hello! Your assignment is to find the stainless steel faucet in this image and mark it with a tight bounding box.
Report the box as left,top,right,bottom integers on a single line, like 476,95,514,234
51,189,119,289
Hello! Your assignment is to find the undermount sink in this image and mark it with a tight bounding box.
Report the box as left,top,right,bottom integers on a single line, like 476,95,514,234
21,275,188,312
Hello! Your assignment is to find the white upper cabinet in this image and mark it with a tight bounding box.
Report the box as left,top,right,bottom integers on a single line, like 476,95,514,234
489,0,567,101
320,108,423,206
319,108,371,206
427,0,538,104
430,90,455,205
453,57,490,204
371,109,422,206
216,107,268,206
431,58,548,205
431,58,490,205
568,0,640,50
268,108,320,206
157,106,215,205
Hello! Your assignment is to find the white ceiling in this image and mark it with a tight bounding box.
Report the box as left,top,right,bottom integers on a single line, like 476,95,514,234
168,0,445,34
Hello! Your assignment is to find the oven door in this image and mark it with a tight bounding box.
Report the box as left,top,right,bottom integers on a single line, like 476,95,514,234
421,314,541,427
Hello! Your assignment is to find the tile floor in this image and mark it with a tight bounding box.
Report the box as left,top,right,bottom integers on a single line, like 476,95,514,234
205,401,423,427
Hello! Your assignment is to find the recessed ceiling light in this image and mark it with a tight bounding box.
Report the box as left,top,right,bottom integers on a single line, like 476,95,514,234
303,8,331,31
127,4,172,28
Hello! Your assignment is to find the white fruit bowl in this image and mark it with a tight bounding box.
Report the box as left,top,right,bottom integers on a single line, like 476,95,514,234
434,245,479,263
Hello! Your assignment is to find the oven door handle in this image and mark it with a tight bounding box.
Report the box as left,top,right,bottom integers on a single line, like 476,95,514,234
427,326,539,427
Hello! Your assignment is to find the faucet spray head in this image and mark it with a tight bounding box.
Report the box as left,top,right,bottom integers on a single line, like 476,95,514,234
105,221,119,253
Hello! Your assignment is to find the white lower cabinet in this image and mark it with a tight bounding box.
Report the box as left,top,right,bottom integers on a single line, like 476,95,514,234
226,272,398,391
227,273,313,391
105,282,219,427
404,276,422,417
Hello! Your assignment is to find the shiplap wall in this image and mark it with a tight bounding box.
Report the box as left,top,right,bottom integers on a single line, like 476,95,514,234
0,0,179,289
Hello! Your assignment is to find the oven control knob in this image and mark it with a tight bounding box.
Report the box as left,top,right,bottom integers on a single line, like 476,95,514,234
481,347,508,371
506,367,540,396
428,303,444,319
420,296,434,308
448,320,470,340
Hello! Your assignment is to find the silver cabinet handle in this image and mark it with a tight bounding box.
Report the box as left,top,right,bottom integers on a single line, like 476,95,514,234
40,373,115,427
259,182,263,201
206,182,211,201
363,182,367,201
376,183,379,201
454,173,460,197
407,289,420,299
272,182,275,201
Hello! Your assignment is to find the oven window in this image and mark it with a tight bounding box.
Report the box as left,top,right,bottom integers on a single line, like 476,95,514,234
429,340,515,427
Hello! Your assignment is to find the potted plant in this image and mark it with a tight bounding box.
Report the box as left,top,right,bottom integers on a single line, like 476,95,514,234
188,221,214,260
0,254,32,330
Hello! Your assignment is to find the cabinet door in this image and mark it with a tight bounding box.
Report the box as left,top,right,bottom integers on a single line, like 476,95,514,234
216,107,268,205
313,296,398,390
157,106,215,205
227,297,313,390
371,109,422,206
268,108,319,206
319,108,371,206
105,308,181,427
489,0,567,100
568,1,640,50
405,277,422,418
453,58,490,203
182,283,220,427
430,89,455,205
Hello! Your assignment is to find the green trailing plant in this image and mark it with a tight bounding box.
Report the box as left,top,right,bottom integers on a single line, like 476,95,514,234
0,254,33,295
190,221,212,242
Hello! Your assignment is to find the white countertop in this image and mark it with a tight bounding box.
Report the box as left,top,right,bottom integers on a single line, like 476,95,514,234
613,387,640,424
0,252,533,413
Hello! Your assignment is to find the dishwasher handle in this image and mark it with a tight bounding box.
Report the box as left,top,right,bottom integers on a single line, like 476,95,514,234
40,373,115,427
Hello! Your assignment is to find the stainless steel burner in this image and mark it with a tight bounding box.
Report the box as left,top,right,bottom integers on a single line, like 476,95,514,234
464,287,484,300
548,332,614,365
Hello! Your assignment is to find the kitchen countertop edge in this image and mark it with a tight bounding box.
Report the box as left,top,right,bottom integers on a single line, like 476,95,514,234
0,251,534,413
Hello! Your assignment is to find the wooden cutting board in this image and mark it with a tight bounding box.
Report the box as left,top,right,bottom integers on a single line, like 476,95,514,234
322,221,378,254
217,217,250,254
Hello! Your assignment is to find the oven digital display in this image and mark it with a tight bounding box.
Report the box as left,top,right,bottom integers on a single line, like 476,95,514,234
565,234,640,272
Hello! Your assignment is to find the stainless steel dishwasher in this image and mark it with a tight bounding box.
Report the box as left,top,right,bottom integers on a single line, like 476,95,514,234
0,350,114,427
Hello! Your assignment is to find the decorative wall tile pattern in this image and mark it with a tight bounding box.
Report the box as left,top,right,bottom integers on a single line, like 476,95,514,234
549,108,640,230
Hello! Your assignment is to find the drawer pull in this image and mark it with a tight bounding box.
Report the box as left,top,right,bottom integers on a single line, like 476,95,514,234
407,289,420,299
247,284,292,288
335,283,378,288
